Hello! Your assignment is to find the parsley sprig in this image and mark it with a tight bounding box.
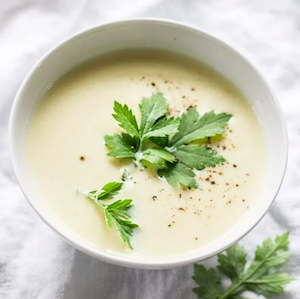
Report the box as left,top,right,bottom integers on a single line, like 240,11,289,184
105,93,231,188
83,181,138,249
193,232,295,298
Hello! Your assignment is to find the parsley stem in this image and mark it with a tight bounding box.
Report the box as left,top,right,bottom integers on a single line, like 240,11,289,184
218,238,287,299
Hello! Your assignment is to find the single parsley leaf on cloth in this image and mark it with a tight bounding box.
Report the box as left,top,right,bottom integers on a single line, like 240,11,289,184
245,232,292,278
193,265,223,299
192,232,295,299
84,181,138,249
170,108,232,147
217,243,247,284
158,162,197,188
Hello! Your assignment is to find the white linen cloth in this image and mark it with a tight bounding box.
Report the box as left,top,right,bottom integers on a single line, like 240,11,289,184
0,1,299,298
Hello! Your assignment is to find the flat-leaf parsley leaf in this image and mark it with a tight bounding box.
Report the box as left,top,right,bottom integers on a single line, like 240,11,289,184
158,163,197,188
104,134,137,159
170,108,232,147
174,145,226,170
82,181,138,249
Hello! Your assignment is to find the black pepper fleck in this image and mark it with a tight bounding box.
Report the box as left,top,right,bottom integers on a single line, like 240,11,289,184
80,156,85,161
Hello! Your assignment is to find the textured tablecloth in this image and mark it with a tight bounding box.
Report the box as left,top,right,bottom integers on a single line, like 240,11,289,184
0,1,299,298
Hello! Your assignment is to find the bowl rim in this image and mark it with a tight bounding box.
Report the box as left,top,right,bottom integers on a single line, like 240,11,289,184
8,17,288,269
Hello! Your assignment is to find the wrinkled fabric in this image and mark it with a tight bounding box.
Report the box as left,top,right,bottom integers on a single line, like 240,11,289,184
0,1,299,298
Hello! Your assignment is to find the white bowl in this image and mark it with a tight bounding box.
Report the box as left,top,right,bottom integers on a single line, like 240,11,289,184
9,19,287,269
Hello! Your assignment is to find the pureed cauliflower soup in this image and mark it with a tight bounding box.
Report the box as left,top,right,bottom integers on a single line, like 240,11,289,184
27,50,266,258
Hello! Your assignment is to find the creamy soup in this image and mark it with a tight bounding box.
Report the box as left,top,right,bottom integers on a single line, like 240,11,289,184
27,50,266,258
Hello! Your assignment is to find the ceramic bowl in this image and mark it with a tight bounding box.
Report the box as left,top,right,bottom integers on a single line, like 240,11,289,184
9,19,287,269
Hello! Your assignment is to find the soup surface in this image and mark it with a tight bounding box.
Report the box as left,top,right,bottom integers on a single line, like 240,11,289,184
27,50,266,258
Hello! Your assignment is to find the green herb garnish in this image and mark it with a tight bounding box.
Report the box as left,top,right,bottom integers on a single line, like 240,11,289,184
105,93,231,188
83,181,138,249
192,232,295,298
